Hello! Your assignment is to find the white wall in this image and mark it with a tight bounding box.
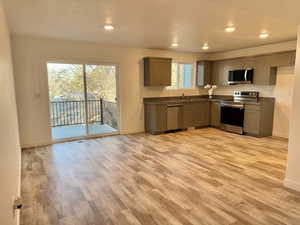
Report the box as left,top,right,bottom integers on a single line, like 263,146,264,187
0,1,21,225
11,35,205,148
272,67,294,138
285,27,300,192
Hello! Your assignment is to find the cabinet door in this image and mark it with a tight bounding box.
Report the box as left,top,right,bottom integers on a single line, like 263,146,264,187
167,106,184,130
253,56,270,85
211,60,230,86
145,104,167,134
183,102,209,128
196,61,211,86
200,101,210,127
210,101,221,127
144,57,172,86
268,51,296,67
155,104,168,132
244,105,261,135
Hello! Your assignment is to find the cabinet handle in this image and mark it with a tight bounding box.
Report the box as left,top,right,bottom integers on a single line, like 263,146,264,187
167,104,184,107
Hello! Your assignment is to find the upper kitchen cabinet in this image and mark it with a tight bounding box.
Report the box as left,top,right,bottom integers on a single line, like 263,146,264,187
144,57,172,86
252,55,276,85
196,61,212,86
211,60,232,86
253,51,296,85
211,51,296,86
268,51,296,67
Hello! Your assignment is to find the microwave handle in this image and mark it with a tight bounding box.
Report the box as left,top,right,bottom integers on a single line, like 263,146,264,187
244,69,248,81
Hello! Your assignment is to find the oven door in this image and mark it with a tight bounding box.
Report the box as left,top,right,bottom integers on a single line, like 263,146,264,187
220,104,244,134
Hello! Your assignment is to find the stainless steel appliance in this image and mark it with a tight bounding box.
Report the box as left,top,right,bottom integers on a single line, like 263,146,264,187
220,91,259,134
228,68,254,85
167,104,183,130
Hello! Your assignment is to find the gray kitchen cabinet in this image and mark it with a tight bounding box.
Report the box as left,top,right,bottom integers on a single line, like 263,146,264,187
243,105,261,135
210,101,221,127
243,103,274,137
183,102,210,128
252,55,273,85
144,104,167,134
268,51,296,67
211,51,296,86
196,61,212,86
211,60,230,86
144,57,172,86
167,104,184,130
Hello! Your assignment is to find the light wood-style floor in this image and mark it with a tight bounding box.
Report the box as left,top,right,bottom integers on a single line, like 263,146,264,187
21,128,300,225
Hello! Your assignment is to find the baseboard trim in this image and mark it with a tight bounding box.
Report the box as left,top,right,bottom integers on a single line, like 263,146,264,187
21,141,52,149
52,131,120,144
21,131,121,149
120,129,144,135
271,136,289,142
284,178,300,192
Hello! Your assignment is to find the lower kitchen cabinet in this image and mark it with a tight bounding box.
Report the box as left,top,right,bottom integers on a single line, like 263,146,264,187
183,102,210,128
243,105,261,135
145,98,274,137
167,104,184,130
210,101,221,127
145,101,210,134
144,104,167,134
243,103,274,137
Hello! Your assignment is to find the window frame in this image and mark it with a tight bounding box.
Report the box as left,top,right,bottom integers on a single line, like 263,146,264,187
166,61,196,90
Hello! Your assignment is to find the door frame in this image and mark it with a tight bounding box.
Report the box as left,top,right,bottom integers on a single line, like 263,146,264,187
46,60,121,141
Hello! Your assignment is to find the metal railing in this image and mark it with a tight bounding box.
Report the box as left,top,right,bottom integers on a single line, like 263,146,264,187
50,99,117,127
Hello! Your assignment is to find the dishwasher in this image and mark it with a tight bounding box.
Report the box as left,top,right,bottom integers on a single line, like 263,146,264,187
167,104,184,131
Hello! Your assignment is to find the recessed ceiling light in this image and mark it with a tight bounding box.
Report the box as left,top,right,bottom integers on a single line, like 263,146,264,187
171,43,179,47
225,26,236,32
104,24,114,31
259,33,269,39
202,43,209,50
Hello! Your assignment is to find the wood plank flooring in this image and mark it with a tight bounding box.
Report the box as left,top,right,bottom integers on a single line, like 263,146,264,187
21,128,300,225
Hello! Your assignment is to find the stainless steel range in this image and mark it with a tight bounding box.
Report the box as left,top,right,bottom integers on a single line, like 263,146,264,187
220,91,259,134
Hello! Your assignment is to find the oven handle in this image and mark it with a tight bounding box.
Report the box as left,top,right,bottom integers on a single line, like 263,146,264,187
221,103,244,109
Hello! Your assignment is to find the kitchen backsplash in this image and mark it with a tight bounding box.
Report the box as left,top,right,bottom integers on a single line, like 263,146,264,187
213,85,275,97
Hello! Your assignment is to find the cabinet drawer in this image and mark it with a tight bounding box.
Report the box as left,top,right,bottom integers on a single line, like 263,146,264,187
245,104,262,111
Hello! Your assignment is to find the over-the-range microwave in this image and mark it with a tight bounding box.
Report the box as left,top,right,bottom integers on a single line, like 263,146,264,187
228,68,254,85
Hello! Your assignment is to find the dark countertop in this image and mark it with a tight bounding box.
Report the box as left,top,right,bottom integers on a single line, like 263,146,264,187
143,95,275,106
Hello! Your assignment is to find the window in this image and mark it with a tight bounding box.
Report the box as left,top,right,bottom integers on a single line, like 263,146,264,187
167,62,194,89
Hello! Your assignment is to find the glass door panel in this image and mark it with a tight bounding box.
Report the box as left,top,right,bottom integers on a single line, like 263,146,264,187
47,63,87,139
85,64,118,135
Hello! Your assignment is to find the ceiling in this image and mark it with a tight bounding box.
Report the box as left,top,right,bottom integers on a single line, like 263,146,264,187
3,0,300,53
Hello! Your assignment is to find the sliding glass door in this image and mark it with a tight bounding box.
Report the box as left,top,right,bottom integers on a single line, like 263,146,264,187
85,64,118,135
47,62,118,140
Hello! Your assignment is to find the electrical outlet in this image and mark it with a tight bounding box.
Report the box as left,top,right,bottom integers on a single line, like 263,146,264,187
13,196,23,217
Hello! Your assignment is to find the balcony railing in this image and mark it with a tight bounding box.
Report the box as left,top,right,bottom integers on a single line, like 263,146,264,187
50,99,117,128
